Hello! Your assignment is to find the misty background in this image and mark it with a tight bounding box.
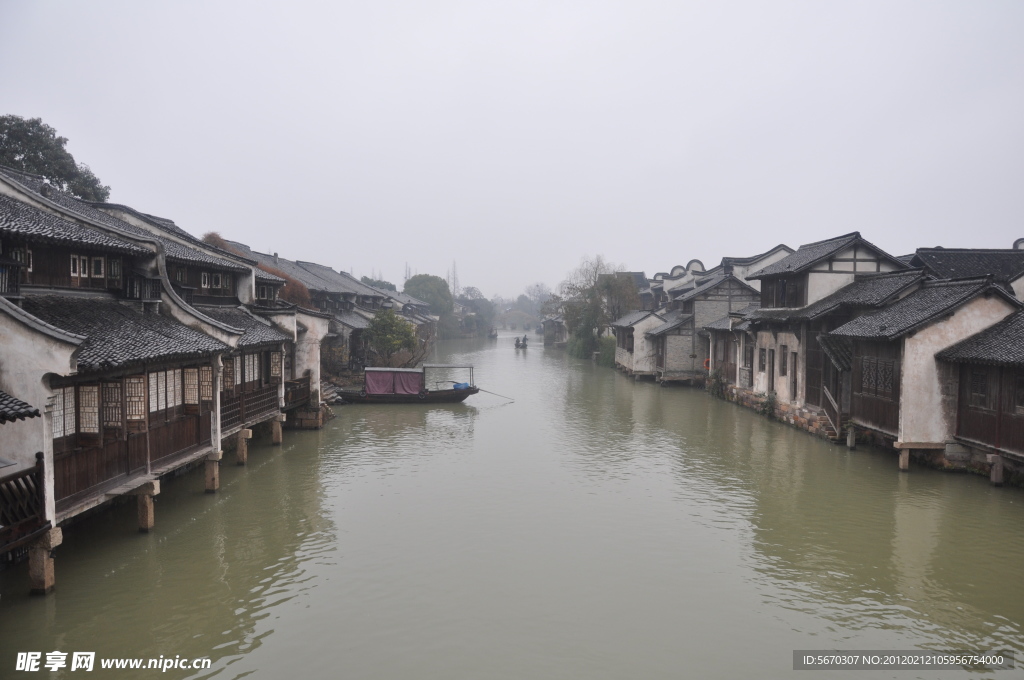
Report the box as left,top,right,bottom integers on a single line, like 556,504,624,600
2,0,1022,297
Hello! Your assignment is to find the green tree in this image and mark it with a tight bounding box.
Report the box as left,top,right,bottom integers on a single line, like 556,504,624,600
0,115,111,201
557,255,636,359
365,308,418,367
361,276,396,292
404,274,454,316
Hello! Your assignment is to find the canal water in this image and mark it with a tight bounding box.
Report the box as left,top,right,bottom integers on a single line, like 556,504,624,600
2,334,1024,679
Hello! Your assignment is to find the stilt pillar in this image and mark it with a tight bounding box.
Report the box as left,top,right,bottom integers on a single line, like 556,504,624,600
898,449,910,472
846,426,856,449
271,418,283,446
205,450,222,493
129,481,160,533
137,495,155,532
988,454,1005,487
236,429,252,465
28,528,62,595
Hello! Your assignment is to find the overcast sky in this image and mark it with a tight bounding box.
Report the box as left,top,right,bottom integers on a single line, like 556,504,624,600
2,1,1022,297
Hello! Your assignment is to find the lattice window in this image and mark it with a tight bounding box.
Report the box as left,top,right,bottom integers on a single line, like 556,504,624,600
91,257,104,278
157,371,167,411
70,255,79,277
223,358,234,390
969,371,990,409
245,354,259,383
78,385,99,433
200,365,213,400
271,352,282,379
862,357,877,392
758,348,766,372
184,368,199,404
52,386,76,439
172,369,182,407
149,373,159,412
109,257,121,278
779,346,788,376
126,377,146,421
103,382,123,427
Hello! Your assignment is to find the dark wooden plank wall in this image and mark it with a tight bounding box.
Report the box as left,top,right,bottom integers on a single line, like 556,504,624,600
851,340,900,435
959,365,1024,455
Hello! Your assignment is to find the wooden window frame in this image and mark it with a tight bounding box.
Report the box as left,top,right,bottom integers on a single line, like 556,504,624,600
91,256,105,278
201,272,210,288
70,254,79,277
758,348,766,372
779,345,788,377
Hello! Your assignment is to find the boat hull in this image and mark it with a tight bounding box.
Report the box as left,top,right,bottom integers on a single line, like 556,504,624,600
338,387,480,404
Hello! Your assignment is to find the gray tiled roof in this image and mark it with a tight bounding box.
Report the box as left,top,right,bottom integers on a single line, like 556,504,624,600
792,270,926,320
703,315,733,331
704,302,762,332
0,167,249,272
254,269,286,283
194,306,291,347
610,310,658,328
936,310,1024,367
0,194,148,255
911,248,1024,283
748,232,861,278
747,232,903,279
335,309,371,330
829,278,1019,340
298,263,384,298
720,244,793,267
818,334,853,372
0,389,40,424
22,295,228,372
648,310,692,336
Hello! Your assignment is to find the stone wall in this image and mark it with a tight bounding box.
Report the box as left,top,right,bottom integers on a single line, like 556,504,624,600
285,404,333,430
723,385,837,441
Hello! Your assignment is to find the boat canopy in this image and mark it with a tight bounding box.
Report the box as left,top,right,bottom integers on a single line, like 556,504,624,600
364,367,424,395
363,364,475,394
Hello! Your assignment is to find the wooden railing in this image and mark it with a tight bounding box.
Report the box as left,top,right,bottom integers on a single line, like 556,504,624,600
822,384,842,434
284,376,311,410
0,260,21,297
0,453,48,553
220,384,280,432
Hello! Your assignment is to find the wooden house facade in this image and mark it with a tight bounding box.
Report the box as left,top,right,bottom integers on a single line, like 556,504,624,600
828,278,1021,463
0,165,326,594
937,310,1024,475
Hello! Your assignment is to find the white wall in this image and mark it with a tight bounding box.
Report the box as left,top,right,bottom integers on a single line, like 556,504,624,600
0,309,79,522
899,295,1018,444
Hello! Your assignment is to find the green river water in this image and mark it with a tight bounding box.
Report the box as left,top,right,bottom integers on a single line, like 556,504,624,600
2,334,1023,679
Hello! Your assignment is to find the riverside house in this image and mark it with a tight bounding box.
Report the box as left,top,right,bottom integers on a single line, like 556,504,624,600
936,309,1024,483
0,165,328,594
825,277,1020,470
723,232,908,435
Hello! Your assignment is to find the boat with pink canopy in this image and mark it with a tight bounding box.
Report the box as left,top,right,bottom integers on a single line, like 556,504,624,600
338,364,479,404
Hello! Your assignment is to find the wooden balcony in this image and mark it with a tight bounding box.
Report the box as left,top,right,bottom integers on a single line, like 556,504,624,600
0,453,49,554
54,412,212,508
284,376,311,410
220,383,280,433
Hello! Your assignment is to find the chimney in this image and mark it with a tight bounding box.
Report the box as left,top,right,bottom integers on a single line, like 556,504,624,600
1014,238,1024,250
39,184,51,198
273,252,279,264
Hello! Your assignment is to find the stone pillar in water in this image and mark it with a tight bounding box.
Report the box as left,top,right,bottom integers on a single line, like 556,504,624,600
28,527,62,595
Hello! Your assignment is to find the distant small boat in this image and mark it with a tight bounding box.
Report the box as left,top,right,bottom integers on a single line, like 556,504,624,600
488,327,499,339
515,338,529,350
339,365,480,404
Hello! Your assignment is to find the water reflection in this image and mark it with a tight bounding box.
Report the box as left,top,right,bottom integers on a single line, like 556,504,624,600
1,336,1023,679
0,432,335,678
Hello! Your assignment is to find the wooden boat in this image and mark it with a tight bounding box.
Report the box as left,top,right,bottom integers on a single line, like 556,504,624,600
338,364,480,404
488,327,499,339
